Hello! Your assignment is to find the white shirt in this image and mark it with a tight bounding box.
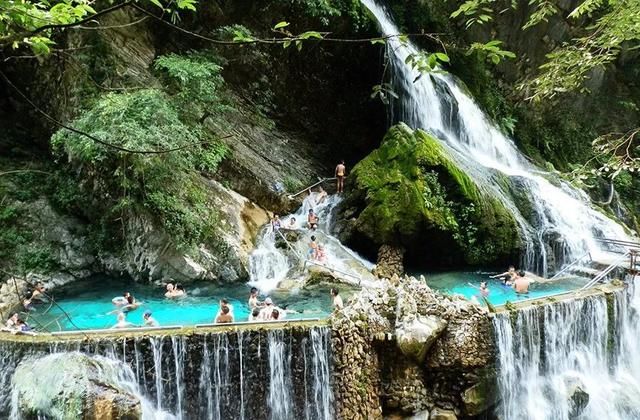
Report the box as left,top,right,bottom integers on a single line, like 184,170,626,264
333,295,344,310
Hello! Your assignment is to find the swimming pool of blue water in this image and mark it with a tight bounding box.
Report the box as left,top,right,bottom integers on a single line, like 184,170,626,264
424,271,590,306
25,277,335,332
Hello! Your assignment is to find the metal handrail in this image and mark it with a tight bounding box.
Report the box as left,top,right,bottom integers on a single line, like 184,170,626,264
287,177,336,199
581,251,630,290
276,229,362,284
548,252,593,281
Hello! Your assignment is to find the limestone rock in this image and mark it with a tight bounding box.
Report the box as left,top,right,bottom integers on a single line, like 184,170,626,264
430,407,457,420
396,315,447,363
461,375,497,416
374,245,405,279
12,352,142,420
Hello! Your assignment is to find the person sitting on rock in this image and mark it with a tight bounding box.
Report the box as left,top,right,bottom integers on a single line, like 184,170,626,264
331,288,344,311
112,312,134,329
285,217,297,230
4,313,19,331
513,271,530,294
308,236,318,260
143,311,159,327
215,305,234,324
315,244,327,264
307,209,319,230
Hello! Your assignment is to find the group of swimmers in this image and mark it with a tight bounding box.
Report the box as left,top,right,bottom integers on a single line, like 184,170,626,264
469,265,531,300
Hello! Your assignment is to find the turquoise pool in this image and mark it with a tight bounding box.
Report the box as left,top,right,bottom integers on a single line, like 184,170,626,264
424,271,590,306
23,277,335,332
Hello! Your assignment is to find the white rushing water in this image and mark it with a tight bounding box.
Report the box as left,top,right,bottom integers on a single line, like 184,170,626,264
248,192,374,293
360,0,630,275
493,279,640,419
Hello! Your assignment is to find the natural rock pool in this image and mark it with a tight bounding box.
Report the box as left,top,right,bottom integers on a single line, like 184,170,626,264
423,271,590,306
24,277,335,332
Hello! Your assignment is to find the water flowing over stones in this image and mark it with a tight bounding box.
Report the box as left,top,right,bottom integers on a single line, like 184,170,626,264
493,281,640,419
360,0,630,275
331,276,495,419
0,326,333,420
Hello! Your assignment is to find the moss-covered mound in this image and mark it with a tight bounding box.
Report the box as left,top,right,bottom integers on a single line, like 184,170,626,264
347,123,520,267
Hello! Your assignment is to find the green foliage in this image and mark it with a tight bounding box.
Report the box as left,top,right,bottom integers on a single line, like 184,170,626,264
0,0,197,54
467,40,516,65
51,52,231,250
154,51,230,123
350,124,518,264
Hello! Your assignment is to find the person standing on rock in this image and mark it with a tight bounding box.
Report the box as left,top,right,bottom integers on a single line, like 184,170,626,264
331,288,344,311
335,160,346,193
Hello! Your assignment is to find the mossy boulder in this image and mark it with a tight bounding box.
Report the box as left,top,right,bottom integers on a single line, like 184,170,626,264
346,123,520,266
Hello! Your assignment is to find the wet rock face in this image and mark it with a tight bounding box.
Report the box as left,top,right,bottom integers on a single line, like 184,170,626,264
12,352,141,420
330,276,496,419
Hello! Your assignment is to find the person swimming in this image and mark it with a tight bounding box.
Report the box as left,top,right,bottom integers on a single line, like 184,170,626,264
249,307,261,322
307,209,319,230
165,282,186,298
248,287,263,310
513,271,530,294
112,312,134,329
215,305,234,324
468,281,490,298
143,310,159,327
491,266,517,285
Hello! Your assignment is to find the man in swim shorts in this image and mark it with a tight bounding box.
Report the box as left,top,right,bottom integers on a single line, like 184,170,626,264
335,160,346,193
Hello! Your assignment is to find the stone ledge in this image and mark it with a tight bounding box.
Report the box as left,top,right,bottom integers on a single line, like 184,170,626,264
0,318,329,344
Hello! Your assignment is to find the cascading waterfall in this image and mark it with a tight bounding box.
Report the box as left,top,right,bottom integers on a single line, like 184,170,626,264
360,0,629,275
248,192,374,292
493,280,640,419
0,326,334,420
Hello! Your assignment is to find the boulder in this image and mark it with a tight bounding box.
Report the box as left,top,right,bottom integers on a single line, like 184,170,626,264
430,407,457,420
461,374,498,416
396,315,448,363
567,381,589,418
12,352,142,420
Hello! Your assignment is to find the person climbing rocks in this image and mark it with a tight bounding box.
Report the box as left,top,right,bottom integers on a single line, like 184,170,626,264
335,160,346,193
331,288,344,311
513,271,530,294
316,186,328,204
215,305,234,324
307,209,319,230
308,235,318,260
143,310,159,327
271,214,282,232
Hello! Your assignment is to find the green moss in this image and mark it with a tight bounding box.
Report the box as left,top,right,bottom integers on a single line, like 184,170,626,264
350,123,519,265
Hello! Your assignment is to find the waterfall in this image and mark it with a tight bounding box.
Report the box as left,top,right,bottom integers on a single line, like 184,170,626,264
248,193,374,292
0,326,334,419
493,281,640,419
268,329,294,420
360,0,629,275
